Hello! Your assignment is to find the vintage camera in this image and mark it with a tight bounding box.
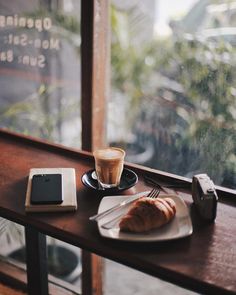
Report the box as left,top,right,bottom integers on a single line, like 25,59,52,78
192,174,218,222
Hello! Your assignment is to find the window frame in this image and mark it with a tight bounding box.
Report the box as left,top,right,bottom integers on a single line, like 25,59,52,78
80,0,236,202
81,0,109,152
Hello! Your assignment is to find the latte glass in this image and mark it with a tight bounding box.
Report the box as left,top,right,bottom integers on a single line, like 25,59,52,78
93,147,125,189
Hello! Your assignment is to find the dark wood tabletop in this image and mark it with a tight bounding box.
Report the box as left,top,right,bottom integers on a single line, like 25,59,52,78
0,129,236,295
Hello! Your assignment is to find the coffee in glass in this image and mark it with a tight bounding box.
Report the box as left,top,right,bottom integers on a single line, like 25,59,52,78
93,147,125,189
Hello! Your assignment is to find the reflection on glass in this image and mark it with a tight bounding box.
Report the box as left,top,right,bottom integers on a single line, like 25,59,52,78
0,1,82,290
110,0,236,189
0,0,81,148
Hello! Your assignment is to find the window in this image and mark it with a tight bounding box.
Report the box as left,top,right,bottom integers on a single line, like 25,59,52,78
0,0,81,148
0,1,82,292
0,1,235,295
109,0,236,190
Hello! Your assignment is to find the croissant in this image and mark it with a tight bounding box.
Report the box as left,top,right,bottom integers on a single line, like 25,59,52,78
119,197,176,233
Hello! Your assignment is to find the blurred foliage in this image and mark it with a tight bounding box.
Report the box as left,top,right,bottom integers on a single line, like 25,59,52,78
111,5,236,188
170,38,236,185
0,6,81,143
1,4,235,188
0,84,80,142
111,5,159,123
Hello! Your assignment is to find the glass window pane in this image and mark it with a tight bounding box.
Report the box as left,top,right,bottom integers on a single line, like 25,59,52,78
0,1,81,292
110,0,236,189
0,0,81,148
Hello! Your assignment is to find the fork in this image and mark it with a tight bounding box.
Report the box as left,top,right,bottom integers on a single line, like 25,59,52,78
101,188,160,230
145,188,160,199
90,188,159,222
0,218,7,235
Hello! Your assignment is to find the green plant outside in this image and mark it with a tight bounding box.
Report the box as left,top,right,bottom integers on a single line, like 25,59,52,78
0,5,235,188
110,5,236,188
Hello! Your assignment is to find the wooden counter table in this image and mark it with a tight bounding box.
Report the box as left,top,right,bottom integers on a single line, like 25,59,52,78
0,129,235,295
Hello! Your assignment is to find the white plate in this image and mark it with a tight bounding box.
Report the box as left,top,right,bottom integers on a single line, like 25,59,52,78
97,193,193,242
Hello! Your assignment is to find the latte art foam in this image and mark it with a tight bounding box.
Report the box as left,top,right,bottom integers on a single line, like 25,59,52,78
93,148,125,188
94,148,124,160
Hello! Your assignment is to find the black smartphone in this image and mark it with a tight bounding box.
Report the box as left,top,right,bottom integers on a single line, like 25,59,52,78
31,174,63,205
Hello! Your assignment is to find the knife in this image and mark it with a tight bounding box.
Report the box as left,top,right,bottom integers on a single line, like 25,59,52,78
101,212,124,229
89,192,146,222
